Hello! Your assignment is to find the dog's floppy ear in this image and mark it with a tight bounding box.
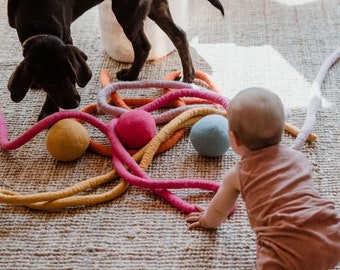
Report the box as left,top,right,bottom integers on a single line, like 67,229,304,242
66,45,92,87
7,0,20,28
7,60,36,102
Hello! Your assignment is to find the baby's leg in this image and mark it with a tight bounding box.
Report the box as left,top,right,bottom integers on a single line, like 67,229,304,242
255,242,286,270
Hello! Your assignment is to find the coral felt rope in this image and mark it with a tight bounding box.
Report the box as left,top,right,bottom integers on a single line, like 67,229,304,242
95,82,233,213
2,47,336,211
101,69,131,110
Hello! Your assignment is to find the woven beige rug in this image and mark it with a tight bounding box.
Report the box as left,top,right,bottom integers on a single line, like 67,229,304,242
0,0,339,269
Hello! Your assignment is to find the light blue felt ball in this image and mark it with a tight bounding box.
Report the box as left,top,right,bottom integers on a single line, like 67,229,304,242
189,114,230,158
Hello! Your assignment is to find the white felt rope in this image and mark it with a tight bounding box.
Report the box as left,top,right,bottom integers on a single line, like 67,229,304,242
96,80,222,124
292,48,340,150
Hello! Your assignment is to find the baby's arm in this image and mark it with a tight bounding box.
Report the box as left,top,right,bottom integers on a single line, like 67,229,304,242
186,166,240,229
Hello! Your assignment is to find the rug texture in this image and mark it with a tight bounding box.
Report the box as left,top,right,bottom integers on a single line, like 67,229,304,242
0,0,339,269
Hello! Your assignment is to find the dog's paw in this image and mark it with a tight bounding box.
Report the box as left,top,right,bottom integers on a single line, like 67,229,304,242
182,70,196,83
116,68,138,81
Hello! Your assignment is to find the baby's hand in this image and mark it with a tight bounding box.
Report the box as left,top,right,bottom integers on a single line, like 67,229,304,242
186,205,206,230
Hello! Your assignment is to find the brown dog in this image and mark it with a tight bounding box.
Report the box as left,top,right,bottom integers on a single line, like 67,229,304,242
7,0,224,120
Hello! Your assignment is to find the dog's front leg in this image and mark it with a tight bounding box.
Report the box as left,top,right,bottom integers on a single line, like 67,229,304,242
116,31,151,81
112,6,151,81
38,95,59,121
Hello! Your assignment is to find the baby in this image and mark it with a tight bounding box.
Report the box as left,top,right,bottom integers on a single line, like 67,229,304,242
186,88,340,269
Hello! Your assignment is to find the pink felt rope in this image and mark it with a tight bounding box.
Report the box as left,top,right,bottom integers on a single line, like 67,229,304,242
109,119,220,190
97,86,229,212
99,86,230,213
107,118,221,213
139,88,227,112
0,87,234,214
100,86,230,213
0,111,107,151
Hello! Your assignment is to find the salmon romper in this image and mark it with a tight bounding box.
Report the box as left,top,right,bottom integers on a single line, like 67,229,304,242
238,144,340,270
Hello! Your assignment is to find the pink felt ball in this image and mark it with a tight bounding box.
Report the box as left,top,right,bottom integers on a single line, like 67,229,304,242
115,110,157,149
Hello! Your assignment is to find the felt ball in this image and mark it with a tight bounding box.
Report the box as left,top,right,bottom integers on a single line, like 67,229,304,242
45,119,90,162
115,110,156,149
189,114,229,158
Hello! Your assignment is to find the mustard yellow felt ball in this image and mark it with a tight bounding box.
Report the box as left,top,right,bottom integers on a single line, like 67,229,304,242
45,119,90,162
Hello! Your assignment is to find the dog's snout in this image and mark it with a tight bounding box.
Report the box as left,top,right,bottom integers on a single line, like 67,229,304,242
10,92,24,103
51,90,80,109
60,95,80,109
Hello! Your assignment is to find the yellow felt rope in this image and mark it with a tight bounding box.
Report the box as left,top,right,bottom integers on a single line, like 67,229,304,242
0,107,225,210
0,170,127,210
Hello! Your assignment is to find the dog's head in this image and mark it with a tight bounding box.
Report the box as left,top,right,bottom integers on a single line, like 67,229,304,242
8,35,92,109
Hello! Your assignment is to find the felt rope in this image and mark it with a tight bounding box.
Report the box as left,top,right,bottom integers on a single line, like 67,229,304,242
0,111,107,151
84,70,222,156
107,107,235,213
0,110,128,209
292,48,340,150
0,107,175,209
2,48,336,212
97,84,232,213
0,87,232,212
96,71,317,141
0,171,129,210
91,53,340,213
110,109,225,189
97,80,223,123
100,69,131,110
95,76,231,213
285,122,317,142
105,69,222,108
0,108,228,212
112,97,218,107
162,70,223,103
81,103,188,156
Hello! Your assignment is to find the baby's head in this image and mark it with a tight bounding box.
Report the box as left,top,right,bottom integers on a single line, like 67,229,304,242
227,88,285,151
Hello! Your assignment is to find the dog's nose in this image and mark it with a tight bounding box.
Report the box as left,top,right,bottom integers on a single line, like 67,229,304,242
64,97,80,109
59,95,80,109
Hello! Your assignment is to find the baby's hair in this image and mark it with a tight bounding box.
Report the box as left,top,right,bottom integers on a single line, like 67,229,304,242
228,88,285,151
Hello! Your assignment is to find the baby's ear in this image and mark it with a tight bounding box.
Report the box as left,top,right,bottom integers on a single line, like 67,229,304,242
229,131,241,147
8,60,36,102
